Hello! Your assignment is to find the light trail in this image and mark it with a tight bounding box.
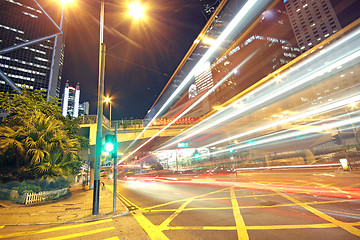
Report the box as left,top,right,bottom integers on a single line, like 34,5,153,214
234,163,341,171
119,53,257,163
201,94,360,149
123,12,360,163
210,115,360,156
155,27,360,151
122,0,272,160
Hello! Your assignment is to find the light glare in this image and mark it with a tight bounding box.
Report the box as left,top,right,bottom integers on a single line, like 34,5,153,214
60,0,73,4
129,2,145,20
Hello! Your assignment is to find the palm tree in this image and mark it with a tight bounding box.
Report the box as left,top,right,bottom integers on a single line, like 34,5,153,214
0,110,82,179
0,126,26,178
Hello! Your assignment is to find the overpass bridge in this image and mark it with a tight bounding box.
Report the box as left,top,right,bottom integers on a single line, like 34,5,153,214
78,115,194,160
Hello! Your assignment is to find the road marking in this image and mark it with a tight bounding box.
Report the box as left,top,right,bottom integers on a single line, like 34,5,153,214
313,182,356,198
164,222,360,231
42,227,115,240
148,198,357,213
116,186,232,239
163,222,360,231
144,187,231,211
0,226,3,230
274,190,360,237
230,187,249,240
103,237,120,240
157,187,231,228
159,198,193,230
164,226,237,230
131,210,169,240
113,189,170,240
0,219,113,239
143,198,190,211
192,193,280,202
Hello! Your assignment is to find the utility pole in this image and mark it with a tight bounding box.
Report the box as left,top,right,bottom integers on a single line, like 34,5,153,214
113,122,118,212
93,0,105,215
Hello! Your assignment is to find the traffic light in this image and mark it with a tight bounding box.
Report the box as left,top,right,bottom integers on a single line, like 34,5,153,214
104,134,115,153
194,150,200,159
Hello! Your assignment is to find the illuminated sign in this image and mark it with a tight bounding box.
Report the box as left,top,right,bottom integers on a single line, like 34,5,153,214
152,117,200,126
177,142,189,148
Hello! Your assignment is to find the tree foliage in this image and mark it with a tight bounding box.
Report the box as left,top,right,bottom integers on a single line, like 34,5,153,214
0,90,89,181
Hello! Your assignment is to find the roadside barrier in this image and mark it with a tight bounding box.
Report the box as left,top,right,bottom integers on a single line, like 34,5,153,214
23,188,69,205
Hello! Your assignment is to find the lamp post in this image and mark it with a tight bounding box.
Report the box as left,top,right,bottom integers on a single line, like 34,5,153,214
93,0,145,215
93,0,106,216
105,96,112,128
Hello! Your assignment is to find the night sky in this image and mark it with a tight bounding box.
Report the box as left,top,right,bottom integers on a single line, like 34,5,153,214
59,0,206,120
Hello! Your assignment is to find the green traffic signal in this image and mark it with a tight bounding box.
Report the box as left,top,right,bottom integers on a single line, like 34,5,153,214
104,134,115,153
104,142,114,152
194,150,200,159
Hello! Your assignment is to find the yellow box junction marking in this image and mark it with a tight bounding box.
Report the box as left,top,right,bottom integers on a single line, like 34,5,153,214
159,198,194,230
42,227,115,240
230,187,249,240
274,189,360,237
115,183,360,240
112,190,170,240
0,219,113,239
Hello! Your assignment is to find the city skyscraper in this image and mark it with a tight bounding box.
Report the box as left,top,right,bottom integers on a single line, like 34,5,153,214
78,102,90,116
62,81,80,118
0,0,65,99
284,0,342,52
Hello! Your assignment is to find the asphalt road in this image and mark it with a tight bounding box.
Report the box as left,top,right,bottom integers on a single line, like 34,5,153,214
1,170,359,239
117,170,360,240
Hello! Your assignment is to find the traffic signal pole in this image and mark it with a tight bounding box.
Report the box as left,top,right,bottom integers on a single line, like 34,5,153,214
113,122,118,212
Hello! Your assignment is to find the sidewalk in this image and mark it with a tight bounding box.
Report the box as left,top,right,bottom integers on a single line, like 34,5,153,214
0,182,128,225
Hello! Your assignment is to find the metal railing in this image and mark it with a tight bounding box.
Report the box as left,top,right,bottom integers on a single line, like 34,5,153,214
79,115,144,129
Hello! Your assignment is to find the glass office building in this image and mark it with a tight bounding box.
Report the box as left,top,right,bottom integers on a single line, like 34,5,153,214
0,0,65,99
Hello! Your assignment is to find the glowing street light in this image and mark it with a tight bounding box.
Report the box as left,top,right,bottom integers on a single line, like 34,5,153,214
104,96,112,126
93,0,145,215
60,0,74,4
128,2,145,20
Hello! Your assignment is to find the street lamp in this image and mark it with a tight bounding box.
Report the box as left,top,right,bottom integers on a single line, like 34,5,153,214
93,0,145,215
128,2,145,20
105,96,112,127
60,0,73,3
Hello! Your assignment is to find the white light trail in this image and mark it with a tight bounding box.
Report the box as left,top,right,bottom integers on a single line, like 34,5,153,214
212,115,360,156
156,28,360,151
122,0,271,160
202,94,360,149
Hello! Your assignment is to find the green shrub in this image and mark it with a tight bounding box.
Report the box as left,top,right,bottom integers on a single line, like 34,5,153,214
1,177,71,197
17,181,41,195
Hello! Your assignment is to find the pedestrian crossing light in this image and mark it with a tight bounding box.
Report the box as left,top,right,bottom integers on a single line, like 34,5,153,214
104,134,115,153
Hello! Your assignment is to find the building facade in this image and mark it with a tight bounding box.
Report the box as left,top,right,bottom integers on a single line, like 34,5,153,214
78,101,90,116
284,0,342,52
0,0,65,98
62,81,80,118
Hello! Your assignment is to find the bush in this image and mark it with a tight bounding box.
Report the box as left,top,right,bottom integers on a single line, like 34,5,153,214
3,177,71,195
14,181,41,195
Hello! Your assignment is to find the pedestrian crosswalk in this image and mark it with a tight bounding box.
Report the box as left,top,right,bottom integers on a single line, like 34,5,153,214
0,219,120,240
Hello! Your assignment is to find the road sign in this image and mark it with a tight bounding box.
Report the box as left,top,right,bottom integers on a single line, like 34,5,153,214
177,142,189,148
